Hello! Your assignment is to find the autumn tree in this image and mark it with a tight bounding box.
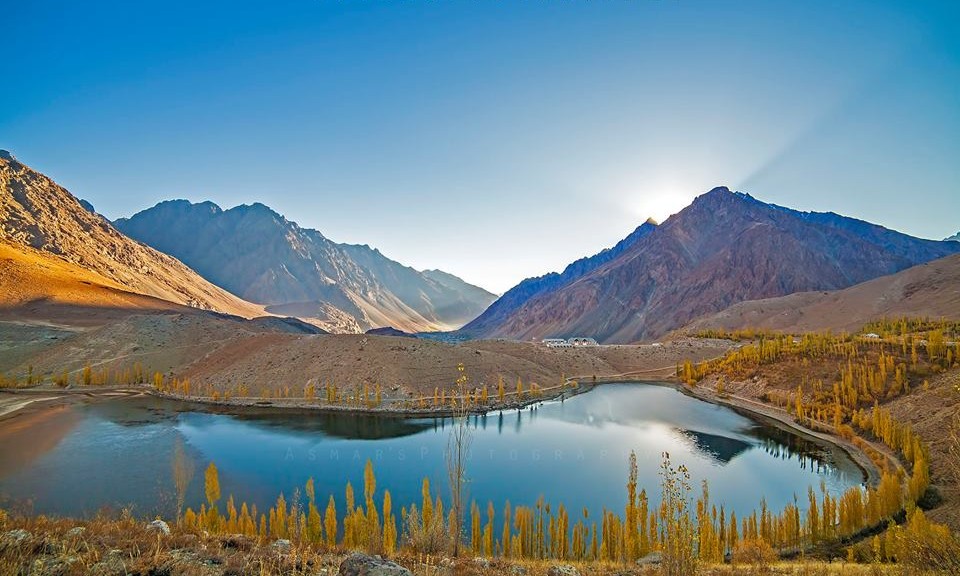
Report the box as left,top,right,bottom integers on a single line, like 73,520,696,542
659,452,696,576
324,495,338,549
447,363,472,556
383,489,397,555
172,437,195,521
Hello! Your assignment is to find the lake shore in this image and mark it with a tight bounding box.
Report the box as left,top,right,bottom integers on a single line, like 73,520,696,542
0,365,883,492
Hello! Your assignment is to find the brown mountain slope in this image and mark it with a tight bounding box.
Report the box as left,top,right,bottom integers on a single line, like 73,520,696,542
0,151,264,318
113,200,496,333
684,253,960,333
0,241,185,318
471,187,960,343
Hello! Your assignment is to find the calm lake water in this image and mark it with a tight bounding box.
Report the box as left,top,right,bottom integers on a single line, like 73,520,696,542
0,384,864,521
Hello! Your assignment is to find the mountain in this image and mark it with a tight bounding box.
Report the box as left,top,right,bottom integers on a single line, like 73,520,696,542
465,187,960,343
946,231,960,242
114,200,496,333
684,253,960,334
459,218,658,337
0,151,264,318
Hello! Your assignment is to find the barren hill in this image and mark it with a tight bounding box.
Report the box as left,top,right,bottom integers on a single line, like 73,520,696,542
466,187,960,343
0,151,263,318
114,200,496,333
0,241,187,324
683,253,960,333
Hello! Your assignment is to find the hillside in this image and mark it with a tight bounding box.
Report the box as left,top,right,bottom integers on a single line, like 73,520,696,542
465,187,960,343
684,253,960,334
459,218,657,337
0,151,264,318
947,231,960,242
0,240,189,327
114,200,496,333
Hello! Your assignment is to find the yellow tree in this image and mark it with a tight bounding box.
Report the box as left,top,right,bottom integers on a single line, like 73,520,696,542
306,477,322,543
324,495,338,549
204,462,222,530
383,490,397,555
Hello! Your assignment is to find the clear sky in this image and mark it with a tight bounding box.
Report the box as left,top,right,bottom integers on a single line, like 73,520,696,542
3,0,958,294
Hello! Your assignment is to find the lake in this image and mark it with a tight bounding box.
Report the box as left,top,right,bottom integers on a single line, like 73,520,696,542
0,383,864,523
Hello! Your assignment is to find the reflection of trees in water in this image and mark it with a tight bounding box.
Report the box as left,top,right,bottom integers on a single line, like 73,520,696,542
100,398,437,440
750,426,851,480
222,410,435,440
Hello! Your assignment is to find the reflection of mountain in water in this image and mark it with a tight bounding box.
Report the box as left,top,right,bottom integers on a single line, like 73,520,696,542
93,398,434,440
682,429,752,464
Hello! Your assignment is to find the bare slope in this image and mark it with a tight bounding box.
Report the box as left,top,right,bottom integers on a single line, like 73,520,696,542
0,151,263,318
0,241,186,322
685,253,960,334
1,306,729,400
467,187,960,343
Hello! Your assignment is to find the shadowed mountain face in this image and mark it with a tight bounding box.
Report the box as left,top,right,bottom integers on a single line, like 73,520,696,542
465,187,960,343
0,151,264,318
114,200,496,333
947,231,960,242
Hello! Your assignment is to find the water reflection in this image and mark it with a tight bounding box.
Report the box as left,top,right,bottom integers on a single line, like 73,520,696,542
0,384,865,520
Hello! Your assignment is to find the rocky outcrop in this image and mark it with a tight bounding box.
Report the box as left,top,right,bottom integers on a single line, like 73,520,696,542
146,519,170,535
546,565,581,576
338,553,413,576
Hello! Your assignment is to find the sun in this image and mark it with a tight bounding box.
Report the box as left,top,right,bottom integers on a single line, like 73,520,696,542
630,185,696,223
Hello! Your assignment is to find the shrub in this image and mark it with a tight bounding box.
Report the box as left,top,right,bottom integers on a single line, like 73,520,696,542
731,538,777,573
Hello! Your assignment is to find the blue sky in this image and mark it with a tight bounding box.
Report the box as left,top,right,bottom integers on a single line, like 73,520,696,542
3,0,958,293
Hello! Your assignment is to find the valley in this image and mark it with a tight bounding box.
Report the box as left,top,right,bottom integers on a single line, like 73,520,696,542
2,115,959,576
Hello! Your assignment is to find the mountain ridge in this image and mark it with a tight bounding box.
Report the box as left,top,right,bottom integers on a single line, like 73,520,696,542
114,199,496,333
0,152,265,318
459,218,658,337
466,186,960,343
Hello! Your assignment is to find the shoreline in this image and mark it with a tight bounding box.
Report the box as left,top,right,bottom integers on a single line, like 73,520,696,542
0,369,882,488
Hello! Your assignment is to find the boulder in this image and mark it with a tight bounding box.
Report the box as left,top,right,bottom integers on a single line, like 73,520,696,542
1,529,32,549
64,527,86,539
547,565,580,576
338,552,413,576
636,551,662,565
220,534,254,551
146,519,170,535
32,555,79,576
90,549,127,576
473,557,491,568
272,539,293,553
